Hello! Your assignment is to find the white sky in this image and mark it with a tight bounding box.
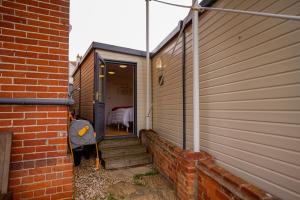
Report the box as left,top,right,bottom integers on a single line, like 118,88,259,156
69,0,193,60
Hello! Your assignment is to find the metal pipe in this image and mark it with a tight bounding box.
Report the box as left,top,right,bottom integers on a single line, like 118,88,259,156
181,21,187,150
0,98,74,105
192,0,200,152
146,0,151,129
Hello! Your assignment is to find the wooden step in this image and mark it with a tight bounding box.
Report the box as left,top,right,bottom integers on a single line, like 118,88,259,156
99,138,139,149
101,145,147,159
103,153,152,169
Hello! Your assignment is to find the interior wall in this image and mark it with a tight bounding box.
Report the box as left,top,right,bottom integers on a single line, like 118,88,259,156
96,49,147,134
105,64,134,125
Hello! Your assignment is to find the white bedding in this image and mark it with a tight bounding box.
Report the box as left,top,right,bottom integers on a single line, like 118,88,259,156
110,107,133,127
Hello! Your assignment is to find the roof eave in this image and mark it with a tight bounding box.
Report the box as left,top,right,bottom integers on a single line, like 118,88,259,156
72,42,147,77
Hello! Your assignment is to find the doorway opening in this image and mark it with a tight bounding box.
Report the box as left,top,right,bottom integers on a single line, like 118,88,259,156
103,60,136,137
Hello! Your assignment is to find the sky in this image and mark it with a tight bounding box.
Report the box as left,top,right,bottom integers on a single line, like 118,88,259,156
69,0,193,60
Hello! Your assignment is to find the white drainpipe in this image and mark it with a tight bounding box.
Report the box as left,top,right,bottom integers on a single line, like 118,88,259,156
146,0,151,130
192,0,200,152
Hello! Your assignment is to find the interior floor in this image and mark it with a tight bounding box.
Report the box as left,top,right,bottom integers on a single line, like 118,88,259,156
105,126,132,136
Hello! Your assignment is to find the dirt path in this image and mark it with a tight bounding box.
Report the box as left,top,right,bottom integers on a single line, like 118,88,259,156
74,158,176,200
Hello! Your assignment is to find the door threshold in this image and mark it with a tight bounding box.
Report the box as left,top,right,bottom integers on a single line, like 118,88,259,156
104,135,138,140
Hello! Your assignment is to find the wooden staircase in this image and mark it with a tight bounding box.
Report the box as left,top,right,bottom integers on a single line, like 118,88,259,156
99,137,152,169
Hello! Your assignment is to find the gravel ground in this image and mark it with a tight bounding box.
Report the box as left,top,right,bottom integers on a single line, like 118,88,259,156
74,158,176,200
74,158,131,200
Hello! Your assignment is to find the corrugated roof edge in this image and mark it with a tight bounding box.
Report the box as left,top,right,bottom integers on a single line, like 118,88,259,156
72,42,147,77
150,0,217,58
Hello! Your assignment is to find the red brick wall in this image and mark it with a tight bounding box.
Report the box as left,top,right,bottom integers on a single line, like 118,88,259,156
140,130,280,200
140,130,211,200
0,0,73,199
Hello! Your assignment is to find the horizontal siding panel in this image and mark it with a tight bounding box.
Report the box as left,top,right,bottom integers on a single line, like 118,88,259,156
199,84,300,102
200,70,300,95
200,124,300,152
200,110,300,124
200,137,300,191
201,1,299,56
152,35,183,146
200,117,300,139
200,0,278,47
200,32,300,75
203,147,300,200
201,132,300,166
185,39,300,76
199,57,300,87
198,0,246,37
201,98,300,111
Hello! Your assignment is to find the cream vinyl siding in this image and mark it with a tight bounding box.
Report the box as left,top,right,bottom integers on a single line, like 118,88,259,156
198,0,300,199
152,38,184,147
95,49,147,134
152,0,300,199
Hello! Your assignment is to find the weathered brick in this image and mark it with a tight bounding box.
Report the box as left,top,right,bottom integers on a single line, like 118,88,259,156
1,0,72,198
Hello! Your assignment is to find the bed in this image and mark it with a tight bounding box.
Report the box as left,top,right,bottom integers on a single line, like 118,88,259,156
109,106,133,131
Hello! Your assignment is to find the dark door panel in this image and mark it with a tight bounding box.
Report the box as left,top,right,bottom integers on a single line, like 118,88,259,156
94,102,105,141
94,52,106,141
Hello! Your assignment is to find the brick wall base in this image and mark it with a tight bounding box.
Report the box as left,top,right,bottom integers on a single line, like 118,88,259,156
0,0,72,198
0,105,73,200
140,130,279,200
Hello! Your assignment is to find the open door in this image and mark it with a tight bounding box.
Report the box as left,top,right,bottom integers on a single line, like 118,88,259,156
94,52,106,141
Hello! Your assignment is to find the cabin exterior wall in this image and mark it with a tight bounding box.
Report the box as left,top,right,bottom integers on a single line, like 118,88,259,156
78,51,95,122
152,0,300,199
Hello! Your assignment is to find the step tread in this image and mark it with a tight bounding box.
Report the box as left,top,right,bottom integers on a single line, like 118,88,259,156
101,144,145,152
104,153,152,169
100,139,140,149
100,137,138,144
104,153,151,162
101,145,147,159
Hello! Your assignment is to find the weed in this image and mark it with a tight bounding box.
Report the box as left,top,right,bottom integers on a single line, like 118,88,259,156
107,193,118,200
133,169,158,186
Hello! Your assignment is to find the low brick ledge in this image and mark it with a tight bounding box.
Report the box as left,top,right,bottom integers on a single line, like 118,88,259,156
197,158,280,200
140,129,280,200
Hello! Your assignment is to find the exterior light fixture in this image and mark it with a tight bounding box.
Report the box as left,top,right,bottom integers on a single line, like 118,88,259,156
119,64,127,68
156,58,164,86
156,58,162,69
108,71,115,75
100,64,105,68
99,75,105,78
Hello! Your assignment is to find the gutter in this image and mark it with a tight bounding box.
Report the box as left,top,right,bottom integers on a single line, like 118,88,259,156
0,98,74,105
